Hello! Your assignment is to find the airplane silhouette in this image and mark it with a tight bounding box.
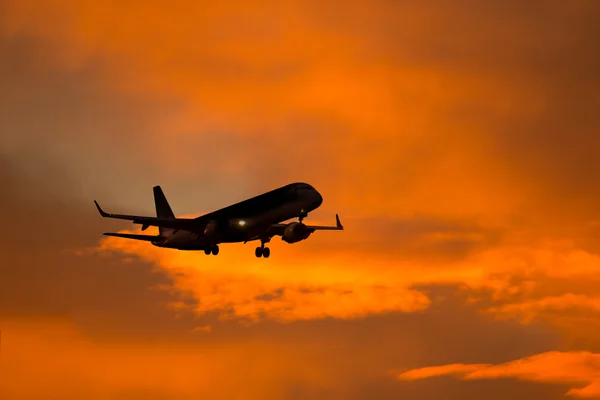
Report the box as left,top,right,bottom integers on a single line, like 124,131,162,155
94,182,343,258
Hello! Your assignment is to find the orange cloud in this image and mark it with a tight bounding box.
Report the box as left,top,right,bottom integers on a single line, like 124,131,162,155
93,221,600,328
396,351,600,398
0,318,332,399
397,363,492,380
0,0,548,221
3,1,600,398
488,294,600,324
93,227,431,322
3,0,598,221
6,0,600,381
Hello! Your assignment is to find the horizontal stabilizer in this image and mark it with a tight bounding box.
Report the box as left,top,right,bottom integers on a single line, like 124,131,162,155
103,232,166,242
93,200,200,232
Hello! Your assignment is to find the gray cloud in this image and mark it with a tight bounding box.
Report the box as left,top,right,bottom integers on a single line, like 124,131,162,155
0,154,204,340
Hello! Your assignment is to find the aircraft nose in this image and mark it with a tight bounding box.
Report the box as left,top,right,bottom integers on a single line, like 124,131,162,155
295,183,323,208
312,189,323,207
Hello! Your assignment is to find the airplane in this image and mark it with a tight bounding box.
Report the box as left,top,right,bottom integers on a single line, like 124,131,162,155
94,182,343,258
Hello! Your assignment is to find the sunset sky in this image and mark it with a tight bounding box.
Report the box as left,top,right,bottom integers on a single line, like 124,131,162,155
1,0,600,399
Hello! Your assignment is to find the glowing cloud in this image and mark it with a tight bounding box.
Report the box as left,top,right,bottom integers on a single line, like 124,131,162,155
396,351,600,398
0,319,332,399
95,228,431,322
94,224,600,327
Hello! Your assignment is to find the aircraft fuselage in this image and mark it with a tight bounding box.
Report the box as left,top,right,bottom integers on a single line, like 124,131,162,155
154,182,323,250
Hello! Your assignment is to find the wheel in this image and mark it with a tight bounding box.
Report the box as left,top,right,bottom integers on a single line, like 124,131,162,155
255,247,263,258
262,247,270,258
204,248,211,255
211,245,219,255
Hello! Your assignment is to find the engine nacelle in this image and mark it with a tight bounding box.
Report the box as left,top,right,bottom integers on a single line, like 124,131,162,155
204,220,219,236
281,222,312,244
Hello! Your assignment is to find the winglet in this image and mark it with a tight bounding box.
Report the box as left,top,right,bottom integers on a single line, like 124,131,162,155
336,214,344,229
94,200,109,217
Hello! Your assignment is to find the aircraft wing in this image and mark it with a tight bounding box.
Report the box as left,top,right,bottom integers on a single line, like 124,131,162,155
94,201,201,233
103,232,166,242
268,214,344,235
304,214,344,231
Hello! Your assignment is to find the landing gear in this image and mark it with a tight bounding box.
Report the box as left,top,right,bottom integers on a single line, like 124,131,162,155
298,209,308,223
255,246,271,258
255,238,271,258
205,245,219,255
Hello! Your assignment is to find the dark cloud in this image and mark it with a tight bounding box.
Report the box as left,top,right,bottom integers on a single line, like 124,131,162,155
255,287,286,302
207,285,563,399
300,215,503,264
0,32,256,213
470,270,600,351
311,0,600,228
439,1,600,227
0,33,174,207
0,30,348,215
0,154,204,340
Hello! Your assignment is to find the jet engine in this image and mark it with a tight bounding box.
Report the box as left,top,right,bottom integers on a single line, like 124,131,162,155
281,222,312,244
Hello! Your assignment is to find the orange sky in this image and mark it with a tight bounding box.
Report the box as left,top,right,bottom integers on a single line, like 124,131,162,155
1,0,600,399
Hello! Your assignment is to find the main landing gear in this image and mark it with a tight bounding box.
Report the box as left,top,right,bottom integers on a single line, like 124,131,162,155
204,245,219,256
255,237,271,258
255,246,270,258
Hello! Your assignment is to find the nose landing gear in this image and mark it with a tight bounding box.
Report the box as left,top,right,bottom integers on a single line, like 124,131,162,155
298,210,308,223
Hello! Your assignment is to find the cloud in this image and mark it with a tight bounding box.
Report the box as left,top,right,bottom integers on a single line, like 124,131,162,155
398,363,492,380
0,153,205,340
0,286,562,400
0,148,567,399
488,294,600,323
2,0,600,398
0,319,332,400
191,325,212,333
96,220,600,327
96,229,431,322
396,351,600,398
2,0,599,228
0,147,565,399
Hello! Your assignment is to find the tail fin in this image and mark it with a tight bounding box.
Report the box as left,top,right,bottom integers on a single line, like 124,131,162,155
153,186,175,236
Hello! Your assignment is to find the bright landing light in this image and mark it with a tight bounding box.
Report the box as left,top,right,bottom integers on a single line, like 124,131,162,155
238,220,246,226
